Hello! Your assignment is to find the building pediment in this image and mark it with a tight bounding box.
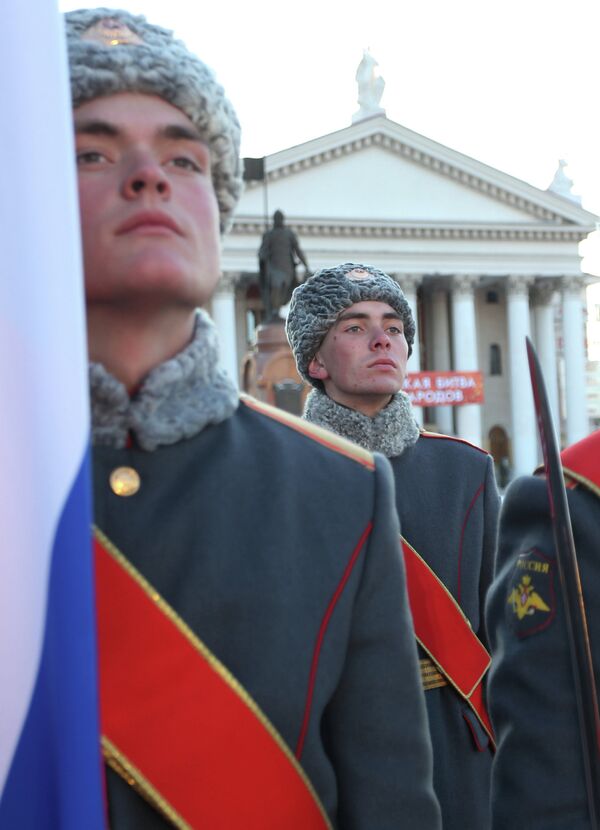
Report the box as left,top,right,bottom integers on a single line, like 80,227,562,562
237,115,598,230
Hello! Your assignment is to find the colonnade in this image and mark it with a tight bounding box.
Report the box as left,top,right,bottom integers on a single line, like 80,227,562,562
389,272,588,477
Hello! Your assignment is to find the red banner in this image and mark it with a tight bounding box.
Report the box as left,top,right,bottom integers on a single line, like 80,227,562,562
403,372,484,407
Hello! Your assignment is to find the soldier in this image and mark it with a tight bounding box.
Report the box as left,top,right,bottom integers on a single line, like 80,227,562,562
486,428,600,829
66,10,441,829
286,262,500,830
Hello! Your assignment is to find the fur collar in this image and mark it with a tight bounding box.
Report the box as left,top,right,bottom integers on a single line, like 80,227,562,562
303,389,419,458
90,310,238,450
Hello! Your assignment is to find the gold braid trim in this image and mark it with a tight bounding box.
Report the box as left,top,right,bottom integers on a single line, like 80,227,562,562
420,658,448,691
562,466,600,500
102,737,190,830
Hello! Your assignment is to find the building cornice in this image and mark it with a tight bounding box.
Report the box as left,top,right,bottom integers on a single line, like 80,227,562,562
230,216,594,243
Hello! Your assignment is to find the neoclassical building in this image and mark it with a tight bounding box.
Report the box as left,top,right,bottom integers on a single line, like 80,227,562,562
214,99,597,479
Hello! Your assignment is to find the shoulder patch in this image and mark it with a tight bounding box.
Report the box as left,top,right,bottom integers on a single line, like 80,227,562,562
240,394,375,471
505,547,556,638
419,430,490,457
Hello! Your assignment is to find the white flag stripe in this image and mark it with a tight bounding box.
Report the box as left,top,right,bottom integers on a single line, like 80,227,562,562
0,1,89,792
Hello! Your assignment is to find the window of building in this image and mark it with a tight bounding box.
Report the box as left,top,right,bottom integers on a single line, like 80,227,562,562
490,343,502,375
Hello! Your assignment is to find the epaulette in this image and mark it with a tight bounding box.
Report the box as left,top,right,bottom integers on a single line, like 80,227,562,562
561,430,600,499
419,429,490,457
240,394,375,471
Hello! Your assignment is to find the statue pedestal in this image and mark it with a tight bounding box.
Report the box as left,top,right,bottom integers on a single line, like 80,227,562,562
242,321,308,416
352,106,385,123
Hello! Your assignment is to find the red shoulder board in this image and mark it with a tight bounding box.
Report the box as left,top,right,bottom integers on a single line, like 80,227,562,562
419,430,489,457
561,430,600,497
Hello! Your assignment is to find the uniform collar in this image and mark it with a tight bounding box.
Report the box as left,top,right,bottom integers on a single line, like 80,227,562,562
90,310,238,450
303,389,419,458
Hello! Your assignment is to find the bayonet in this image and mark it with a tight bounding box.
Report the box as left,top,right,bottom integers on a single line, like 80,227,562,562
526,336,600,826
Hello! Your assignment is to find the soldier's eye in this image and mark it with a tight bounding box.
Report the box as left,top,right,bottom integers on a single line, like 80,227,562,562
170,156,202,172
76,150,107,165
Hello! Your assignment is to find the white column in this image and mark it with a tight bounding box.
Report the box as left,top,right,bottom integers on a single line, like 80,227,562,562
211,272,239,388
531,281,560,431
562,275,589,444
397,273,423,426
450,274,482,446
431,285,453,435
506,274,537,476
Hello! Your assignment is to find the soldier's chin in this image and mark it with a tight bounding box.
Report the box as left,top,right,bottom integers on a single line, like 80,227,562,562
366,378,404,395
85,270,215,311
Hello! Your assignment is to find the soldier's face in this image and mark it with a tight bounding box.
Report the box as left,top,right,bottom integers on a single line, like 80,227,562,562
74,92,221,310
308,300,409,415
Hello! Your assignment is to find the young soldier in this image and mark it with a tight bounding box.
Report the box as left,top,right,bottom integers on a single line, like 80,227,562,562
486,429,600,829
66,10,441,829
286,262,500,830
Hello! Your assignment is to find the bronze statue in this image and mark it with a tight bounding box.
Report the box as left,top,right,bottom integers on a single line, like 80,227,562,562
258,210,310,320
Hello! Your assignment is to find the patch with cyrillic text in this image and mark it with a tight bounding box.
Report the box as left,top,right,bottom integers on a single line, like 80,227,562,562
506,548,556,638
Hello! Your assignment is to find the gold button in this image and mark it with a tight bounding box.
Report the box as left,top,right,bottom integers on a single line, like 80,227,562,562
109,466,141,497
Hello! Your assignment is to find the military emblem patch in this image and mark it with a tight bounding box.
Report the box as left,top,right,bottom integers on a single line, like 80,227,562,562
506,547,556,638
345,267,372,281
81,19,144,47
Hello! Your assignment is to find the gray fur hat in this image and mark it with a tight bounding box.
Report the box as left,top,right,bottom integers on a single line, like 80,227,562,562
65,8,242,233
286,263,415,389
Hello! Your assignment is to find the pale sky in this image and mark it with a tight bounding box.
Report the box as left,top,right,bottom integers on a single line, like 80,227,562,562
59,0,600,274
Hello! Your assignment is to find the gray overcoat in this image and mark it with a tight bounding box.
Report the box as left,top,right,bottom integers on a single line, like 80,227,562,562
92,394,442,829
391,431,499,830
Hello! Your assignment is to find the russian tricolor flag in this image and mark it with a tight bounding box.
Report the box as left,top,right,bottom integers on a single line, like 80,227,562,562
0,2,105,827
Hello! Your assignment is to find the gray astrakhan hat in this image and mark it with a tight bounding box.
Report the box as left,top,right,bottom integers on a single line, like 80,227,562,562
65,8,242,233
286,263,415,389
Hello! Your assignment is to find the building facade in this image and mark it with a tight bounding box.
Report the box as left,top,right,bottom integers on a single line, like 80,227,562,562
214,113,597,479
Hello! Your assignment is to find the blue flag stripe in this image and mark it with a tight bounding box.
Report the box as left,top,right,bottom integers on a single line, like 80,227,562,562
0,451,105,828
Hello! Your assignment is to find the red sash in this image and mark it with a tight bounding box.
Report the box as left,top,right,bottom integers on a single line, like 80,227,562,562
94,528,331,830
402,538,495,746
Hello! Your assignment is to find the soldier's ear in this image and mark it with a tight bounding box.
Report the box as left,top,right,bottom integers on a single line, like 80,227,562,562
308,353,329,381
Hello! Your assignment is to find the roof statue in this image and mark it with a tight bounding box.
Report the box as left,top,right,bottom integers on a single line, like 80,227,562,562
352,50,386,123
547,159,582,205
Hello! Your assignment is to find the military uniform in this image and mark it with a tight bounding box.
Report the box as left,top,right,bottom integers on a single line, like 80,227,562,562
90,317,442,830
486,429,600,829
393,430,499,830
302,390,500,830
285,260,499,830
63,12,439,828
